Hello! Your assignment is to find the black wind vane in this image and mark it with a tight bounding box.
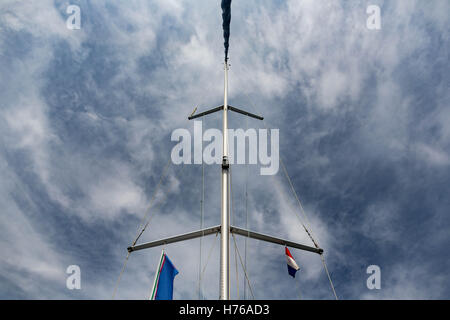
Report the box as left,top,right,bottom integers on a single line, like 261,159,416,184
221,0,232,62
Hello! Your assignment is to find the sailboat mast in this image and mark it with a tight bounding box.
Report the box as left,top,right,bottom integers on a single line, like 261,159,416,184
220,60,230,300
126,57,325,300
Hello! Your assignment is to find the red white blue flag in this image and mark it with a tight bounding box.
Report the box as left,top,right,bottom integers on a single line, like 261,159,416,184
285,247,300,278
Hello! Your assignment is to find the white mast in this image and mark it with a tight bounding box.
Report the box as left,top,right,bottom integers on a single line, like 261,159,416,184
220,61,230,300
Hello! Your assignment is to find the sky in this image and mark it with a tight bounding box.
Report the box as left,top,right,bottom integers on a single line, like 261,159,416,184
0,0,449,300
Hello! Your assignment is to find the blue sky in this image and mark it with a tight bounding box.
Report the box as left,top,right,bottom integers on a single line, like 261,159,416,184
0,0,449,299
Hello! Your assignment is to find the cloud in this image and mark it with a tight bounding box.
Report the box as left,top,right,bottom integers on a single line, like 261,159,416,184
0,156,68,299
0,0,449,300
415,143,450,166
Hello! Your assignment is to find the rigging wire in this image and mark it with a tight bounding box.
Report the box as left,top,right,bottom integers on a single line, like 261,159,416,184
227,66,338,299
229,166,239,299
265,120,338,300
132,157,173,247
112,158,171,299
112,154,186,299
321,254,338,300
198,160,205,299
232,233,255,299
234,239,240,299
112,252,130,300
262,119,320,248
264,119,338,300
244,114,249,300
280,157,320,247
199,232,220,298
227,149,254,299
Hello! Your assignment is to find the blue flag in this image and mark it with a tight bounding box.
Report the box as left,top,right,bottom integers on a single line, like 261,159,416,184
150,250,179,300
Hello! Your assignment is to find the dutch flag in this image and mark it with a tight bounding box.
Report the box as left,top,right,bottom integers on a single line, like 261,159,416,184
285,247,300,278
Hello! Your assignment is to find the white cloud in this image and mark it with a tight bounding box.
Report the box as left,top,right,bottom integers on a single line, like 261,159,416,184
0,156,69,298
416,143,450,166
1,0,449,299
